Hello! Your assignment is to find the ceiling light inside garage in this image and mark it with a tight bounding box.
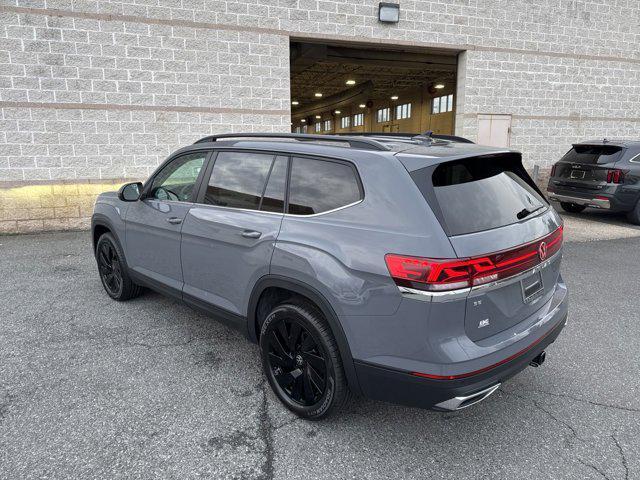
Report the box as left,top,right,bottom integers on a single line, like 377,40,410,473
315,115,321,119
359,104,366,108
346,79,356,85
334,110,341,114
314,92,323,97
390,95,399,100
434,83,445,89
291,100,299,105
301,119,306,122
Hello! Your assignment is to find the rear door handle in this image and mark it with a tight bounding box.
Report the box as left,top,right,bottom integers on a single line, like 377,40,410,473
166,217,183,225
241,229,262,239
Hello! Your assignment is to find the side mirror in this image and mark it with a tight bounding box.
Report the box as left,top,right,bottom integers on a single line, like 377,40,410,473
118,182,143,202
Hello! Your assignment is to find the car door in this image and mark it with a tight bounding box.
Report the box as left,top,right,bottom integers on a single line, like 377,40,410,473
180,150,287,319
125,151,209,293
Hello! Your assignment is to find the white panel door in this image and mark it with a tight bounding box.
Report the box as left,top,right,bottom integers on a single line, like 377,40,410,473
477,114,512,147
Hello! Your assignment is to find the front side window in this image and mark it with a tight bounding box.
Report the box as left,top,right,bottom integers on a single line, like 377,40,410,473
149,152,206,202
203,151,286,212
288,157,362,215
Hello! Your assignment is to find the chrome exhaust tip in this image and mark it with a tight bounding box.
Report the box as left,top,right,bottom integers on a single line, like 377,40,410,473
529,350,546,367
433,383,501,411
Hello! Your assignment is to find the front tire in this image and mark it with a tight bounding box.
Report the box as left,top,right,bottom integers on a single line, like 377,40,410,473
560,202,586,214
96,232,142,301
259,302,350,420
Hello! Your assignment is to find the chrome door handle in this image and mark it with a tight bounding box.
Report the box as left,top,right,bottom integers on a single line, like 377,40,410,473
166,217,182,225
241,230,262,239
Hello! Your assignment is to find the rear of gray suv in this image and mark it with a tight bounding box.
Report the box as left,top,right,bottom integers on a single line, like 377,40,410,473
92,134,568,419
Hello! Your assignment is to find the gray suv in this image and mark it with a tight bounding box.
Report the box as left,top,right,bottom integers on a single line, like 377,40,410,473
92,133,568,419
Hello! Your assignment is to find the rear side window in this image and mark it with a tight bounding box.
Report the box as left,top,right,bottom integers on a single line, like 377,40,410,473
561,145,623,165
413,156,547,236
288,157,361,215
203,152,286,212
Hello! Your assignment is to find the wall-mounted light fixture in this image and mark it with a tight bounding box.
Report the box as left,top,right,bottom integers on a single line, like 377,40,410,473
378,2,400,23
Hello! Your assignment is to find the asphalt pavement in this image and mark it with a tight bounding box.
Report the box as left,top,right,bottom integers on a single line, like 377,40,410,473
0,209,639,479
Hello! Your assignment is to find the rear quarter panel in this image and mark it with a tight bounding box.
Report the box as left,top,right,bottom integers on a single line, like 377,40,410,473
269,153,456,350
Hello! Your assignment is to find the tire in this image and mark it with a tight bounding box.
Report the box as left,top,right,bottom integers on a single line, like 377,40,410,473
95,232,143,301
560,202,586,214
627,200,640,225
259,302,350,420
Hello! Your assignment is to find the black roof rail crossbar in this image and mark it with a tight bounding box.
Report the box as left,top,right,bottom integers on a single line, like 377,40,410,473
193,133,390,151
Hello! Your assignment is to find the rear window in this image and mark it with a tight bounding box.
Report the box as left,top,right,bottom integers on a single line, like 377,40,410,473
412,157,547,236
561,145,623,165
288,157,362,215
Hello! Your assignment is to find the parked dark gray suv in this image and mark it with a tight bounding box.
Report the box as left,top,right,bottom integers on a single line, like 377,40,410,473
92,133,568,419
547,140,640,224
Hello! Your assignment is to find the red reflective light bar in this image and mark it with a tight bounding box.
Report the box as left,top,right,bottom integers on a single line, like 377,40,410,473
411,322,556,380
385,226,563,292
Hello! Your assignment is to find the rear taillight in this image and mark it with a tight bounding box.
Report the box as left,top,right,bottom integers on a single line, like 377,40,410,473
385,226,563,292
606,169,625,184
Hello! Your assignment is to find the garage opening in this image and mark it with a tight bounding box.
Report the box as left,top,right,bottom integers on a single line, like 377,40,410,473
290,41,460,136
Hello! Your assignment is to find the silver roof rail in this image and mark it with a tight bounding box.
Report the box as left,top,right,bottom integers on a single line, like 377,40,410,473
193,133,391,151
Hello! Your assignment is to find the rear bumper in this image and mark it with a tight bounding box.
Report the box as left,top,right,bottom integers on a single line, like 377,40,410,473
547,183,640,212
547,192,611,209
353,313,567,411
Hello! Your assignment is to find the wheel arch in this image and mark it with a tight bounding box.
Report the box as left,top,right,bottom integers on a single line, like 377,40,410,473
247,275,362,395
91,214,127,263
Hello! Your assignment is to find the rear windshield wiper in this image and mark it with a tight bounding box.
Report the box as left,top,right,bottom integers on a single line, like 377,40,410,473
516,205,545,220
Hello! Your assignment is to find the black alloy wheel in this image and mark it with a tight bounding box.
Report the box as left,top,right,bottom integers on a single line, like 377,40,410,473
98,239,123,297
260,302,350,419
95,232,142,301
266,318,328,406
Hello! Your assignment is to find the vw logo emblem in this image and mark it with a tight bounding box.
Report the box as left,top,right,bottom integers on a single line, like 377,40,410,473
538,242,548,260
